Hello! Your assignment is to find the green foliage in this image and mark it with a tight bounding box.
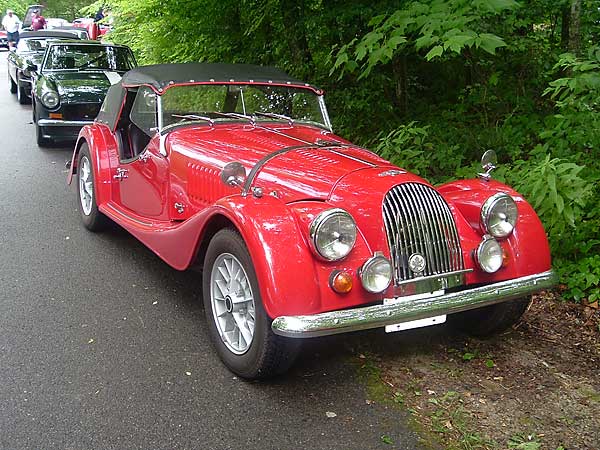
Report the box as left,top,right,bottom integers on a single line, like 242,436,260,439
331,0,517,79
0,0,29,17
500,154,593,240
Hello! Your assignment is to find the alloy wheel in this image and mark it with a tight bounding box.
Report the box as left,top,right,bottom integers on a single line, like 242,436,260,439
210,253,256,354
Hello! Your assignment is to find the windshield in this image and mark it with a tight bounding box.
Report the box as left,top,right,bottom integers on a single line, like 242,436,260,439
160,84,328,130
16,38,48,53
43,45,135,71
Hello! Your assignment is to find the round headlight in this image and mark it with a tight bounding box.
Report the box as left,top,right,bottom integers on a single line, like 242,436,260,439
309,208,356,261
481,193,518,238
41,90,60,109
475,237,503,273
360,255,392,293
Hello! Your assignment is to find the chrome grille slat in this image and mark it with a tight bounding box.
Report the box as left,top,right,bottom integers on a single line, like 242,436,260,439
382,183,464,284
412,184,442,274
422,185,450,272
389,190,412,280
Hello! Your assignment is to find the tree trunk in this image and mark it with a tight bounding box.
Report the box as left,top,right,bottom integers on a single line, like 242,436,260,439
568,0,581,55
391,55,408,116
279,0,313,75
560,6,570,51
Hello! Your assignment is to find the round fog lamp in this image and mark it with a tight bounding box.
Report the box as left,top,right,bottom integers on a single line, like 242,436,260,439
475,237,503,273
360,255,392,293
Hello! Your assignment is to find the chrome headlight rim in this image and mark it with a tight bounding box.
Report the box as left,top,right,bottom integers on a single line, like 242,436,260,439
41,90,60,110
480,192,518,238
360,254,392,294
475,236,503,273
309,208,357,261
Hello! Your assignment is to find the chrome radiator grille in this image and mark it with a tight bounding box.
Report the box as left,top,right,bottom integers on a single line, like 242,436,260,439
382,183,464,284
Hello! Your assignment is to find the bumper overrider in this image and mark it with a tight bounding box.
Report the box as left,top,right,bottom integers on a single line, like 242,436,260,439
271,270,557,338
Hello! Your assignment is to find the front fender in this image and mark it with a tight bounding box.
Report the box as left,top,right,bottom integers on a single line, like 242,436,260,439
67,124,112,206
214,195,322,319
439,179,552,279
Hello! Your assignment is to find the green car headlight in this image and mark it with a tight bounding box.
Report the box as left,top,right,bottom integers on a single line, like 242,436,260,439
41,90,60,109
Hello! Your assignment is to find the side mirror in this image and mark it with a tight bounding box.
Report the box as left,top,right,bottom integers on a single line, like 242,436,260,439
478,149,497,181
220,162,247,187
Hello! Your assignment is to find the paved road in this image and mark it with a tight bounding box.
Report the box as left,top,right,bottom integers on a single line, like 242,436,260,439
0,51,421,450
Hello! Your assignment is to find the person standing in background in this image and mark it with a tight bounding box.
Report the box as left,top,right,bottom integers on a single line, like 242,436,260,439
31,10,46,31
2,9,21,50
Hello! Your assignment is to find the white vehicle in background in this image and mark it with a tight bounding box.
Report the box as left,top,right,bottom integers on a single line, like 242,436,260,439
46,18,71,29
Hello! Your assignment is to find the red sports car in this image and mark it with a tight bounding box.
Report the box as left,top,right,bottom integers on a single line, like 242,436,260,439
67,63,556,379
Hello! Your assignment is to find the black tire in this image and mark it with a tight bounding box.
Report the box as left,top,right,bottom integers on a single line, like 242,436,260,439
203,228,300,379
449,297,532,337
16,73,30,105
8,69,16,93
36,121,50,147
77,143,108,231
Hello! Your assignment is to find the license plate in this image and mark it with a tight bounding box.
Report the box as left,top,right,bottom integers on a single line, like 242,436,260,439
384,290,446,333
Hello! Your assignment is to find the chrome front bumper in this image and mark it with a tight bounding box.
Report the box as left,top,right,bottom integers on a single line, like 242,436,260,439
271,270,557,338
37,119,95,127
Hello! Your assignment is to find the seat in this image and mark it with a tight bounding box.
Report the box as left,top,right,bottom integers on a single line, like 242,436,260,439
128,123,150,158
64,57,75,69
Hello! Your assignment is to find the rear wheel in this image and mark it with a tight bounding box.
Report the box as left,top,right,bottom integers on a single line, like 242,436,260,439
203,228,300,379
77,143,108,231
449,297,532,337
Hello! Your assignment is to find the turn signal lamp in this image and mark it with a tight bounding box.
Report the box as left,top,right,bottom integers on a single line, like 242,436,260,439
329,270,353,294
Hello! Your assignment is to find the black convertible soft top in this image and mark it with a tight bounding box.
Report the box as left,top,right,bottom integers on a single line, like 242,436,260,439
121,63,320,92
19,30,83,40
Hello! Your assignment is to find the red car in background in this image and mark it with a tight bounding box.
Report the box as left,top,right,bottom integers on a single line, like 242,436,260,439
0,30,8,49
72,17,109,40
67,63,557,379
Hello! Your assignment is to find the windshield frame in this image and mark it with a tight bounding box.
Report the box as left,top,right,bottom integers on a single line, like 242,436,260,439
156,82,332,134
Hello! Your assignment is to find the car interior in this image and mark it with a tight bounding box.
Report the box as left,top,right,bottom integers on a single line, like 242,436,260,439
115,87,155,161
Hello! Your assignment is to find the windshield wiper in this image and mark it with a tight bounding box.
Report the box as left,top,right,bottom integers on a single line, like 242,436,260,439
212,112,255,126
171,114,214,126
254,111,294,126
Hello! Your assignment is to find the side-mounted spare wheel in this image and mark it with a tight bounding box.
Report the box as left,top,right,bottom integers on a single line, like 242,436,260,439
449,296,532,337
77,143,109,231
203,228,300,379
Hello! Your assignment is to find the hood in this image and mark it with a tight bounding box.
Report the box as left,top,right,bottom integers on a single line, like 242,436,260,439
167,123,422,203
48,71,117,103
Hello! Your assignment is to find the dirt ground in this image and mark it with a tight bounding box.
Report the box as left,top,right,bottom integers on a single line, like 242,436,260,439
358,292,600,449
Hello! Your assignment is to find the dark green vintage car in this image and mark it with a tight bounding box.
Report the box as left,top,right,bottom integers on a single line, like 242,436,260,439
7,30,83,104
32,40,136,146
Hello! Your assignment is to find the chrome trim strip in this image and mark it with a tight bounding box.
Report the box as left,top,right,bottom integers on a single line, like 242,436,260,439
37,119,94,127
318,95,333,131
271,270,557,338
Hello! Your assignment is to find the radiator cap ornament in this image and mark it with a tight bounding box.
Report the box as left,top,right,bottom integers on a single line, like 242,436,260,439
408,253,426,274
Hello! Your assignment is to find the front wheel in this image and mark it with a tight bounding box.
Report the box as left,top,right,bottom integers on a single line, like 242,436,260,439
8,69,16,93
449,297,532,337
203,228,300,379
77,143,108,231
16,73,30,104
